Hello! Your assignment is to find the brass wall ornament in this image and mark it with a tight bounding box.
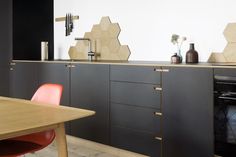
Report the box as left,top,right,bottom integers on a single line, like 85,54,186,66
69,16,131,61
208,23,236,62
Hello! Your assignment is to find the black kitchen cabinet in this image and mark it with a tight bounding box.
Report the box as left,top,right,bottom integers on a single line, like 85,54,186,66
7,61,217,156
0,0,12,96
0,0,12,65
0,67,10,96
111,126,161,157
162,67,214,157
110,81,161,109
110,102,162,156
110,65,162,157
37,63,71,134
110,65,161,84
37,63,70,107
70,64,110,144
9,62,38,99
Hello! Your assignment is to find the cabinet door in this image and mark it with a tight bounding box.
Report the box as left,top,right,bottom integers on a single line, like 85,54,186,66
0,0,12,66
37,63,70,134
0,0,12,96
0,67,10,96
37,63,70,106
70,64,109,144
111,126,161,157
10,62,38,100
162,67,214,157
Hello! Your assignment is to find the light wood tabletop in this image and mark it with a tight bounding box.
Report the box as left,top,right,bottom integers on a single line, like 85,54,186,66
0,96,95,157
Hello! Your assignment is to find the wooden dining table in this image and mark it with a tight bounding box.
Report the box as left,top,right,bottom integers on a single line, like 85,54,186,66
0,96,95,157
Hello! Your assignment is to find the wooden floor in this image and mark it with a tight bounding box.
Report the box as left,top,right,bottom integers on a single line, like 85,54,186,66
25,135,148,157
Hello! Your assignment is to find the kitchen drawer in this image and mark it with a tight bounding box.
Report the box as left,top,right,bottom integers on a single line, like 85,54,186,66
111,126,161,157
111,103,161,134
110,65,161,84
214,68,236,77
111,81,161,109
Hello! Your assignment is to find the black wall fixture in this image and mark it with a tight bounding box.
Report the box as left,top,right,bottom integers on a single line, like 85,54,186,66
13,0,54,60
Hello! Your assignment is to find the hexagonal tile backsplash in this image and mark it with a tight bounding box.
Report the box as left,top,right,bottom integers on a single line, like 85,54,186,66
223,23,236,42
208,23,236,62
68,16,131,60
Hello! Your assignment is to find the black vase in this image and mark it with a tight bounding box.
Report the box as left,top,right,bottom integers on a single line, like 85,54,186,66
186,43,198,63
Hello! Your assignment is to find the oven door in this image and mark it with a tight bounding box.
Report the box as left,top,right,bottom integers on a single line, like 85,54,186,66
215,76,236,156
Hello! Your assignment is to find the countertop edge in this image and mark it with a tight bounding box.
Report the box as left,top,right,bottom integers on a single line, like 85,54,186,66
11,60,236,68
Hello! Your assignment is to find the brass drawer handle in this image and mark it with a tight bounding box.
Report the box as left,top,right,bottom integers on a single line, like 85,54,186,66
70,65,76,68
154,68,162,72
162,69,169,72
155,137,162,141
10,62,16,66
154,112,162,116
154,68,169,72
154,87,162,91
65,64,76,68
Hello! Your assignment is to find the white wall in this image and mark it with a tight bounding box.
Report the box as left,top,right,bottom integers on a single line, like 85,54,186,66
54,0,236,61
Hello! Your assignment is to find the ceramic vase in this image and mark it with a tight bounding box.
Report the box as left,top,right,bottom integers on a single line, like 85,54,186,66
186,43,198,63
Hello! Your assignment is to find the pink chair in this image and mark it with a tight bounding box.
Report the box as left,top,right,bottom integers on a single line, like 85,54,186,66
0,84,63,157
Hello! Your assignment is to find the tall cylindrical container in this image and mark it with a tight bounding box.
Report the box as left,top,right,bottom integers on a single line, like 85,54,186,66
41,41,48,60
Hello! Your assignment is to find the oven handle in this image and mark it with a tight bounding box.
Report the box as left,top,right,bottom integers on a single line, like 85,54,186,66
219,96,236,101
215,81,236,85
215,75,236,85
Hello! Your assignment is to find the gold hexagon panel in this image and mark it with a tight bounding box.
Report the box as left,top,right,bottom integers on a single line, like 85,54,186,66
208,22,236,62
69,16,131,60
223,23,236,43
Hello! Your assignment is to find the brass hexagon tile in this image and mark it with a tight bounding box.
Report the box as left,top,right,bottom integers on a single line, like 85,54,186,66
70,16,130,61
68,46,78,59
108,39,121,53
68,46,87,60
100,16,111,31
91,24,102,39
110,53,121,60
94,39,102,53
207,52,227,63
84,32,92,39
108,23,121,38
100,46,110,60
73,40,89,60
100,31,111,47
223,43,236,62
75,40,89,52
223,23,236,42
117,45,131,60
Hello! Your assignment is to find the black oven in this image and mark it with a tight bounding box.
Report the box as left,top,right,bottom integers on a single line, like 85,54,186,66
214,75,236,157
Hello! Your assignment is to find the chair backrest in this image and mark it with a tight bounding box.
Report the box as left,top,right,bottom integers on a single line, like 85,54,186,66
12,84,63,146
31,83,63,105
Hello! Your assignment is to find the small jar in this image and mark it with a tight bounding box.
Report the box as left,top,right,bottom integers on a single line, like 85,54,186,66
171,53,181,64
